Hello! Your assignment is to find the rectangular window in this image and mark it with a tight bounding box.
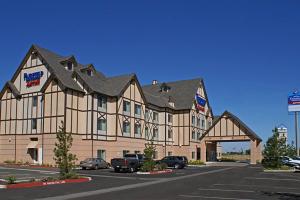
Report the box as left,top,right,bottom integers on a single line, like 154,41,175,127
168,129,173,139
67,62,73,71
192,130,196,140
123,101,131,114
192,152,195,159
97,150,106,160
97,118,107,131
32,96,38,107
201,119,205,128
145,109,149,121
123,121,131,134
153,128,159,139
153,112,159,122
197,117,201,127
97,95,107,109
192,116,195,126
123,150,130,157
168,114,173,123
145,127,149,139
197,132,201,140
134,104,141,116
134,123,141,136
32,119,37,130
168,151,172,156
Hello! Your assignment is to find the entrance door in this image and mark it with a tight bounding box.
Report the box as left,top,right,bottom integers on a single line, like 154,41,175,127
196,148,201,160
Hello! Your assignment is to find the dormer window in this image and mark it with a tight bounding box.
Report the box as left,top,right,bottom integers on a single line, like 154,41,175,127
87,69,93,76
160,82,171,92
67,62,73,71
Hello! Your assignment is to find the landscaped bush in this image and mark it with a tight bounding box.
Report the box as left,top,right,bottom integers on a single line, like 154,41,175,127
4,160,15,164
156,163,168,171
188,160,205,165
5,176,16,184
140,160,156,172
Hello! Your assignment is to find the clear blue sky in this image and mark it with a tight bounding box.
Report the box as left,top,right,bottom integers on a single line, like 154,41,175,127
1,0,300,151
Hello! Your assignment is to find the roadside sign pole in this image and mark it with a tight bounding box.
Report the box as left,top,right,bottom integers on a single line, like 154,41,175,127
296,112,299,156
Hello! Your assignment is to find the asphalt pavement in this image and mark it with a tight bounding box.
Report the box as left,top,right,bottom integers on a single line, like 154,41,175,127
0,164,299,200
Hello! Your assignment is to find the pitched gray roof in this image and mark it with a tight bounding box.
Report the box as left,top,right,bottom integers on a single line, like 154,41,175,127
202,111,262,141
33,45,84,92
0,81,21,99
33,45,136,97
142,78,203,110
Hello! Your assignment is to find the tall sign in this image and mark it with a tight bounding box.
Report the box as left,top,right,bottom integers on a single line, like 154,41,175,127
288,91,300,156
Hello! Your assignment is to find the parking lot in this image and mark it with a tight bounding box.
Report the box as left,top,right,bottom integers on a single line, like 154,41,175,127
0,164,299,200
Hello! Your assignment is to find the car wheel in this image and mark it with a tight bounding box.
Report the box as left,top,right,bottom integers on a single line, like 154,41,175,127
174,164,180,169
129,167,135,173
114,168,120,173
82,167,86,170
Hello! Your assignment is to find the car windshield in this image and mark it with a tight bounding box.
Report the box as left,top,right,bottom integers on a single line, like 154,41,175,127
83,158,94,162
292,157,300,160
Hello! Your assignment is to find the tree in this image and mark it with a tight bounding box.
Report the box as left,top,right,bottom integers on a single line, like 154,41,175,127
263,127,296,168
53,121,78,179
141,138,157,172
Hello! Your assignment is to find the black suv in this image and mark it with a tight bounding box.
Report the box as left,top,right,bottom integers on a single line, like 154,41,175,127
176,156,188,165
159,156,186,169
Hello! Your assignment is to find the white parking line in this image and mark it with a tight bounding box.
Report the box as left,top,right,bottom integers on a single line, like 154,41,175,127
179,195,254,200
213,183,299,190
245,177,300,182
198,188,255,193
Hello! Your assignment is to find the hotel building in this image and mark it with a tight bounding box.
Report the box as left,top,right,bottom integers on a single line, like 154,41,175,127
0,45,262,165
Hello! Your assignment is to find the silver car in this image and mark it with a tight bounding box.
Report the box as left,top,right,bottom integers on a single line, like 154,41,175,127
80,158,109,170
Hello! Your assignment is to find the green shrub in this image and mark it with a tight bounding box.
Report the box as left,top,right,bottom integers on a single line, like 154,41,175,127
188,160,205,165
60,172,79,180
5,176,16,184
156,163,168,171
4,160,15,164
141,160,156,172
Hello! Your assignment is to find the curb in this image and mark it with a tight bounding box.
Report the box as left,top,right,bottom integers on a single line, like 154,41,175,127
1,177,91,189
263,169,296,173
136,169,173,175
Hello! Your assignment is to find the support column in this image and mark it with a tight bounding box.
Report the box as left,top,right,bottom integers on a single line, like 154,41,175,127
200,141,207,163
250,139,261,165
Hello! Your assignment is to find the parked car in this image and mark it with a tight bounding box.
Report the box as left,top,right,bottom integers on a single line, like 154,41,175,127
111,154,145,173
280,156,300,167
176,156,188,165
159,156,186,169
80,158,109,170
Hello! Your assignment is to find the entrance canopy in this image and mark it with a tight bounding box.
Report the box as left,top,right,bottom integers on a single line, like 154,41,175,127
26,141,38,149
203,110,262,142
201,111,262,164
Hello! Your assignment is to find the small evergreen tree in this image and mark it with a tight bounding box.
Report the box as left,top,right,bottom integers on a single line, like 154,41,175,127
141,138,157,172
53,121,77,179
263,127,296,168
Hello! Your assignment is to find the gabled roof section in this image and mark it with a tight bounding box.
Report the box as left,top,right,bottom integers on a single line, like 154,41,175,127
32,45,84,92
0,81,21,99
142,78,213,111
202,111,262,142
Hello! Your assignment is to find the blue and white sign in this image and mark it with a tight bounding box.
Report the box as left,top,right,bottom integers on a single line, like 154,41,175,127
288,91,300,112
194,93,206,112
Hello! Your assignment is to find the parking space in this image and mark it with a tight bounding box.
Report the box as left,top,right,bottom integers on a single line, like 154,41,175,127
0,166,59,183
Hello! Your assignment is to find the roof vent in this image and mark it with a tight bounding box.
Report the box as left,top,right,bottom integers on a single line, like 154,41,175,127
152,80,158,85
